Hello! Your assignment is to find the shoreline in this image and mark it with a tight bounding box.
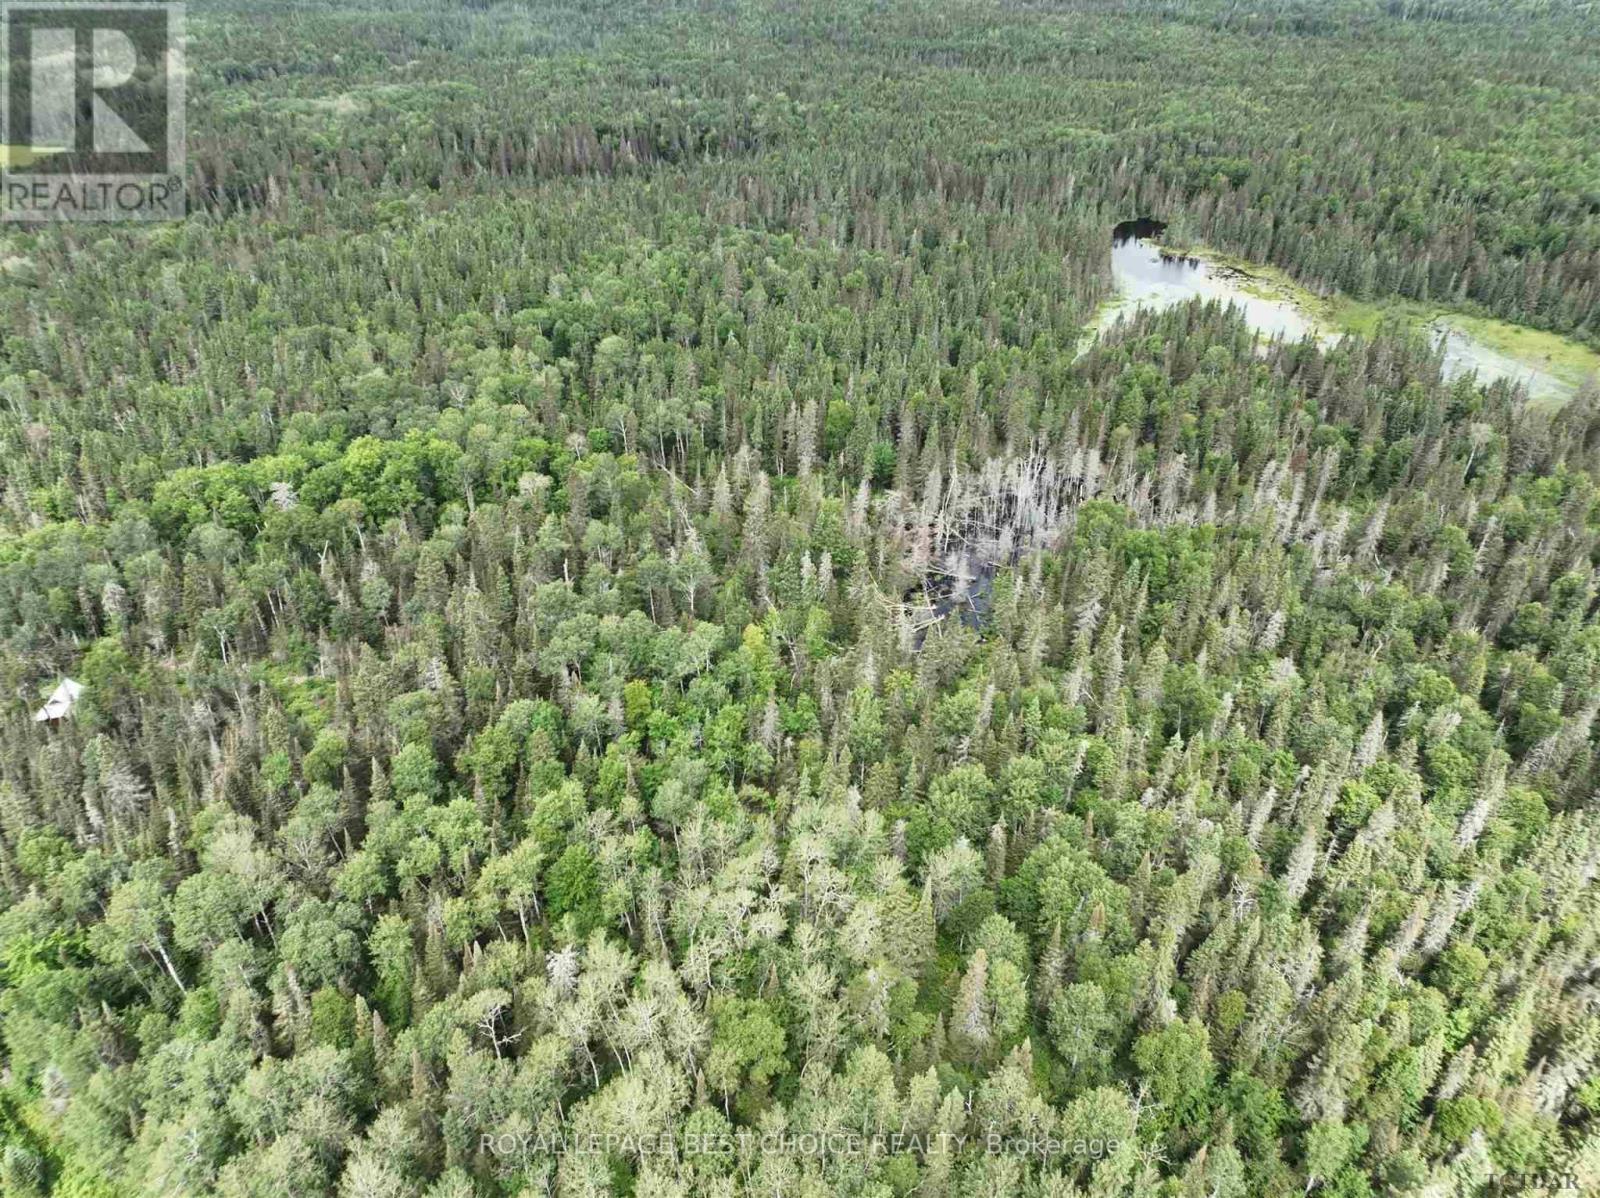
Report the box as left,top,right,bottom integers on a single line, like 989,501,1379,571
1087,240,1599,405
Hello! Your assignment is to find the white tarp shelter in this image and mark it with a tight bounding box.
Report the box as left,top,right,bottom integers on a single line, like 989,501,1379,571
34,677,83,722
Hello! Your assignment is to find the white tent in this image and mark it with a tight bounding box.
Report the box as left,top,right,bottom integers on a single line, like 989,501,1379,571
34,677,83,722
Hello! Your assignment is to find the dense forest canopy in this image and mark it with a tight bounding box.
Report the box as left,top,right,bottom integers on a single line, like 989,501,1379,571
2,2,1600,1197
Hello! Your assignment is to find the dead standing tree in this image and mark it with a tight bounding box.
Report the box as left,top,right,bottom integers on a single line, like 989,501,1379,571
894,444,1104,634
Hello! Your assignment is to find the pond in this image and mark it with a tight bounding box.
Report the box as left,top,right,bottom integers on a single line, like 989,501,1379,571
1098,219,1576,402
903,548,1000,647
1426,320,1573,404
1107,221,1323,344
923,550,997,630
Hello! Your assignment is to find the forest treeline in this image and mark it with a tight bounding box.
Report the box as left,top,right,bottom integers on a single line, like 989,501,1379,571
2,2,1600,1198
159,0,1600,343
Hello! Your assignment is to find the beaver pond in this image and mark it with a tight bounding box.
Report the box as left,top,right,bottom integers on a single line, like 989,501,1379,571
1101,219,1574,403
